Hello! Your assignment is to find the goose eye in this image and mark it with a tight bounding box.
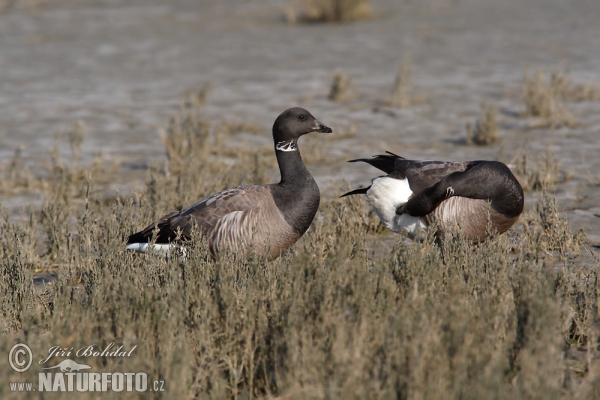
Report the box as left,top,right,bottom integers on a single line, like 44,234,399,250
298,115,305,120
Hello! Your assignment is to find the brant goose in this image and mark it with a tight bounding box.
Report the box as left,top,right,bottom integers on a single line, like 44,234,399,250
342,152,524,243
126,107,332,260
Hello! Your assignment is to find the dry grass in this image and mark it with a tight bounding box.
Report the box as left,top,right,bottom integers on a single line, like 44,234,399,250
549,69,600,102
0,147,39,194
1,100,598,399
388,57,427,108
466,101,499,145
522,69,574,127
509,144,572,192
285,0,373,23
390,58,412,108
520,190,586,259
182,84,213,109
328,70,356,102
0,122,119,197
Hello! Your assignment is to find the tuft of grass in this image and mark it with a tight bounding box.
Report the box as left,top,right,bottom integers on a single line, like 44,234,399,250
328,70,356,102
68,120,86,165
285,0,373,23
0,146,39,195
182,83,213,109
390,57,412,108
520,190,585,259
522,69,574,127
509,144,572,192
162,112,213,176
466,101,499,145
0,123,119,198
549,69,600,102
387,57,427,108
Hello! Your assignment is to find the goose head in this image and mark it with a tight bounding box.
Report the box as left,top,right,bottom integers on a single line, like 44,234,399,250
272,107,332,146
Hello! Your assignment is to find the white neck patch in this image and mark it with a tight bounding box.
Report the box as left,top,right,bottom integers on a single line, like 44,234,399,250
275,140,298,152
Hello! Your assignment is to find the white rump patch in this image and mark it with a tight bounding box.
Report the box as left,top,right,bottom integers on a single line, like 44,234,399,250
275,140,298,152
126,243,187,258
366,176,427,238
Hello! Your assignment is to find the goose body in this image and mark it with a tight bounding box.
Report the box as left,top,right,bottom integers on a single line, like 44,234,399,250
127,107,332,260
343,152,524,243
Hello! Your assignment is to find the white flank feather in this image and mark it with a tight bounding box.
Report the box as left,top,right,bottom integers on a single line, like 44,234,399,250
366,176,427,238
125,243,187,258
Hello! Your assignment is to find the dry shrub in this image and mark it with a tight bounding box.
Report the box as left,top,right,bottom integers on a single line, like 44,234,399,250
388,57,427,108
0,147,39,194
390,58,412,108
285,0,373,23
0,168,596,399
586,170,600,187
549,69,600,102
520,190,585,259
522,69,574,127
1,121,119,198
0,93,597,399
182,83,213,109
68,120,85,165
328,70,356,102
161,112,212,176
509,145,571,192
466,101,499,145
147,104,273,222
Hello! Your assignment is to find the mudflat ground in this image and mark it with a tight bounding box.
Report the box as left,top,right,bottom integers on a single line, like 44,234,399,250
1,0,599,249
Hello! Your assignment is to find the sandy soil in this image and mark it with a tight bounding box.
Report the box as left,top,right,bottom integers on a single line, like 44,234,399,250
1,0,599,250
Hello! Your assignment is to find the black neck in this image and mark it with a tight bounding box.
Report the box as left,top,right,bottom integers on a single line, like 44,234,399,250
275,141,313,187
271,141,320,234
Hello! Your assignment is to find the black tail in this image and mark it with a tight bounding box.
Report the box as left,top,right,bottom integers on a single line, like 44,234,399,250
126,231,149,244
340,186,371,198
347,151,404,174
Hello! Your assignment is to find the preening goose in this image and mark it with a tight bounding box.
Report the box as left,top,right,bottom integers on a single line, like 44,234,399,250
342,152,524,244
126,107,332,260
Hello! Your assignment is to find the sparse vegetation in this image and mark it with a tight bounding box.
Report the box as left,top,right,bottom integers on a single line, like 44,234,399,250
390,58,412,108
328,70,356,102
0,147,38,194
522,69,574,127
509,144,572,192
520,190,585,259
285,0,373,23
388,57,427,108
182,84,213,109
549,68,600,102
466,101,499,145
1,97,597,399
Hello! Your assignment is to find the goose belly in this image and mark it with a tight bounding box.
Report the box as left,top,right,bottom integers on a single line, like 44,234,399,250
426,197,496,242
209,208,302,261
366,176,427,237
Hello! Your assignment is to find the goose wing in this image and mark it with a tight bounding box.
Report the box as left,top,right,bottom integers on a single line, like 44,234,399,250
349,152,472,194
398,160,471,194
128,186,273,254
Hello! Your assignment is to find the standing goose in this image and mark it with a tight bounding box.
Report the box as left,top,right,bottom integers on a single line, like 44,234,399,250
126,107,332,260
342,152,524,244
